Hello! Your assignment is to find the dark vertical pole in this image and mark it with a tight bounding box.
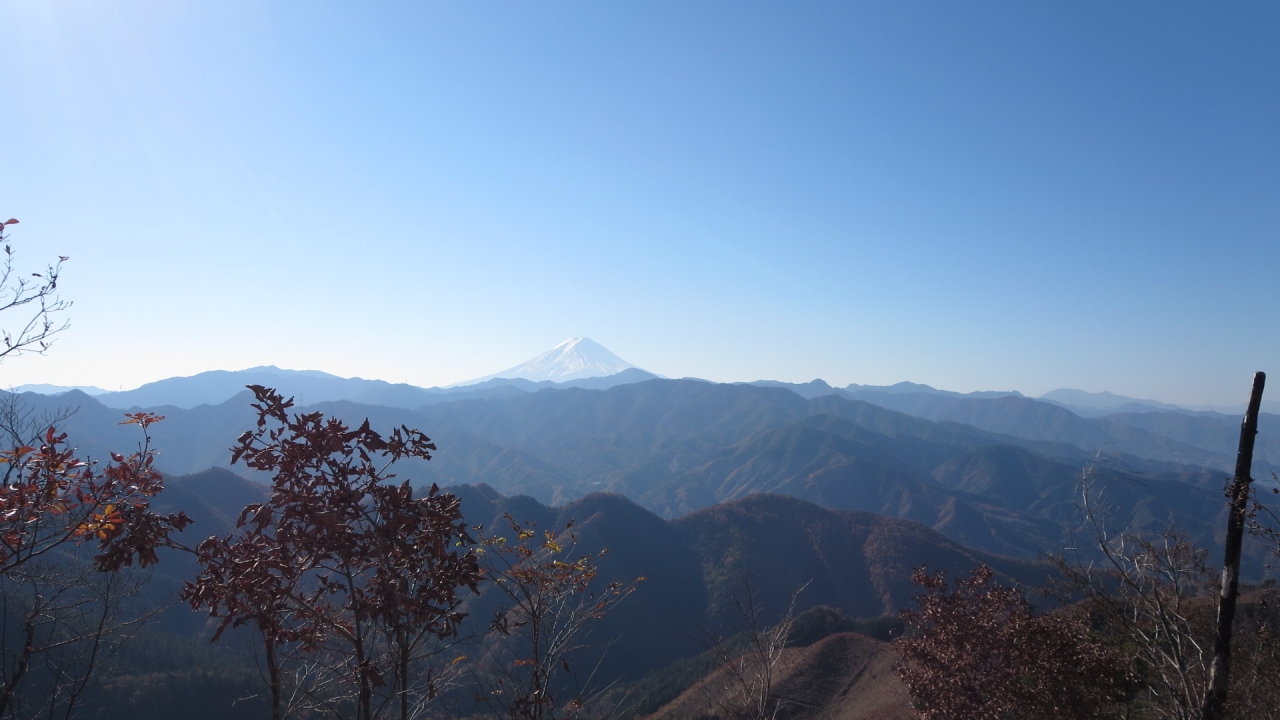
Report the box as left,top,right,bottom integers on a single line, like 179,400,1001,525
1201,371,1266,720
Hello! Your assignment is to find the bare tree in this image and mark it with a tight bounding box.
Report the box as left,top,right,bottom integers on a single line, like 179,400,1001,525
0,392,74,453
0,556,154,720
1056,463,1217,720
0,219,70,363
698,579,806,720
1056,373,1276,720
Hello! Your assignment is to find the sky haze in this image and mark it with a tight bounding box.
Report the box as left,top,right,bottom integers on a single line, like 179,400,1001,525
2,2,1276,406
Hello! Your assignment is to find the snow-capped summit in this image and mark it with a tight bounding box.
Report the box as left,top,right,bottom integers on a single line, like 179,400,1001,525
460,338,645,384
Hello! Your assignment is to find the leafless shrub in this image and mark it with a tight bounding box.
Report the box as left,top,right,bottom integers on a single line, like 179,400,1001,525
696,579,806,720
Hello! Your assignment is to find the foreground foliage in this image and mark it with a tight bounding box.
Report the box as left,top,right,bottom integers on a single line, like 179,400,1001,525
183,385,483,720
0,412,191,719
896,565,1132,720
0,217,192,718
474,515,637,720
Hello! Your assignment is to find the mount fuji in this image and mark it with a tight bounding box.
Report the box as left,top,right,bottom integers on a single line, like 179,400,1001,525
458,338,653,385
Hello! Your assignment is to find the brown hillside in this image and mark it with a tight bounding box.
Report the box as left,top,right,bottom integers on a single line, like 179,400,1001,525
644,632,916,720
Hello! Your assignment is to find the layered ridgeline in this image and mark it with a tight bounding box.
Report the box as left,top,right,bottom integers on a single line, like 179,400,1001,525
107,469,1036,720
10,340,1279,719
11,355,1276,570
16,337,659,409
19,335,1274,422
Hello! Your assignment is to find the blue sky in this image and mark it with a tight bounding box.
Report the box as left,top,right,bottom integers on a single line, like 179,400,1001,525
1,2,1276,405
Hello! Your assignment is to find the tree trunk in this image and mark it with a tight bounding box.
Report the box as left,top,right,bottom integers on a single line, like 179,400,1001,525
1200,371,1266,720
265,634,282,720
398,631,410,720
0,613,37,717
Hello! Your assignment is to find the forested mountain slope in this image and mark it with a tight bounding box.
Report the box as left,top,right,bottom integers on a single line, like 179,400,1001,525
116,474,1044,715
11,378,1271,572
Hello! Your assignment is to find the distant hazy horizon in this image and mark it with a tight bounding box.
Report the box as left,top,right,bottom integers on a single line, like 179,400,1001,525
2,2,1275,406
6,340,1270,415
3,342,1271,410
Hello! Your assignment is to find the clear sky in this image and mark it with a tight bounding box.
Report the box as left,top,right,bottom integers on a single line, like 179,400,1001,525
1,2,1276,405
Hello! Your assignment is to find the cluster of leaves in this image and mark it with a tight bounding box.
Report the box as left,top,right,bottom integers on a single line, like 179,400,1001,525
0,402,192,718
0,412,192,574
183,385,483,720
896,565,1133,720
0,220,190,575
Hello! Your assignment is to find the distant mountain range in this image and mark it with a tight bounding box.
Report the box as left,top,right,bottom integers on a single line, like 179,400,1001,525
1036,387,1253,417
11,338,657,409
6,339,1277,719
15,375,1277,577
11,382,110,395
12,338,1269,415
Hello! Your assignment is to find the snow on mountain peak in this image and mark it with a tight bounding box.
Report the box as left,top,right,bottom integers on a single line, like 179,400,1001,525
460,338,643,384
